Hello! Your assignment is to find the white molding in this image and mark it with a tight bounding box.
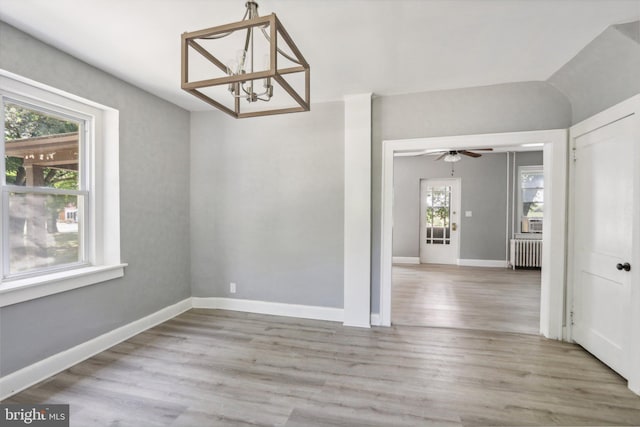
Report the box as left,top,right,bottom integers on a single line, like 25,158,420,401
570,94,640,138
192,297,344,323
381,129,568,334
392,257,420,264
370,313,381,326
540,132,568,340
0,264,127,307
0,298,192,400
457,259,508,268
343,93,372,328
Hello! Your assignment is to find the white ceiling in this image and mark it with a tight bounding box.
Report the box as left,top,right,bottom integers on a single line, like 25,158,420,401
1,0,639,112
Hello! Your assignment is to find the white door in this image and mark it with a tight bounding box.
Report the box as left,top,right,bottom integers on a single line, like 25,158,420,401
419,178,461,264
571,114,636,379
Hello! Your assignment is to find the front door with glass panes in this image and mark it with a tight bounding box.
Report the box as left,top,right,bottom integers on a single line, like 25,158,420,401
419,178,461,264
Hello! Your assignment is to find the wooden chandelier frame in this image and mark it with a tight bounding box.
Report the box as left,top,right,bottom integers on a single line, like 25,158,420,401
181,13,310,118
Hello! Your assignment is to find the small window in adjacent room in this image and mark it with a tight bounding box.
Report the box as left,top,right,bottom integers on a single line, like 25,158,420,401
0,71,124,306
518,165,544,233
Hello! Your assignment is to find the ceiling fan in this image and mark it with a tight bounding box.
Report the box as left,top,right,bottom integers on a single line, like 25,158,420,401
431,148,494,162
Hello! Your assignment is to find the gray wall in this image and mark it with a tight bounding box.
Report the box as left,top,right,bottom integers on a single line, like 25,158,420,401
190,103,344,308
372,82,571,313
548,21,640,124
0,21,191,375
393,153,508,261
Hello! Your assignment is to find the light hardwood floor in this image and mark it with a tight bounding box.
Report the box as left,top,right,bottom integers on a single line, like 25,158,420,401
392,264,541,334
5,309,640,426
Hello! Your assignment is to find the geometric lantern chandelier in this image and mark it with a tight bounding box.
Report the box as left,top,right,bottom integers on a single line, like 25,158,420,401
181,1,310,118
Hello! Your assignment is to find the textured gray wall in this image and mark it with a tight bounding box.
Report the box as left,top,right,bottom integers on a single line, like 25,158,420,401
190,103,344,308
0,21,191,375
548,21,640,124
371,82,571,313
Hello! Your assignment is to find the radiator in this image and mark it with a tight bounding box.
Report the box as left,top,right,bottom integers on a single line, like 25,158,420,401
510,239,542,269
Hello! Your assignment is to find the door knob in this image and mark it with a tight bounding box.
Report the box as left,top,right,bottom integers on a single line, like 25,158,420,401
451,222,457,231
616,262,631,272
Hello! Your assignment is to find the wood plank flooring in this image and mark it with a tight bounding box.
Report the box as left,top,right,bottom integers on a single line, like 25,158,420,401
392,264,541,334
5,309,640,426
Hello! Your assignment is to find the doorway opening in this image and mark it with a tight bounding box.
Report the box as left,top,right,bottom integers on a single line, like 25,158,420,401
379,129,568,339
392,151,542,335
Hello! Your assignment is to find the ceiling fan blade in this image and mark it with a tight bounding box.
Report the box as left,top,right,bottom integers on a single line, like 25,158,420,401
459,150,482,158
434,152,448,161
468,148,493,151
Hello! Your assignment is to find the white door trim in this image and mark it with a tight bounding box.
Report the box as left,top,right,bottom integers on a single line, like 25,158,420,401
567,94,640,394
380,129,568,339
343,93,372,328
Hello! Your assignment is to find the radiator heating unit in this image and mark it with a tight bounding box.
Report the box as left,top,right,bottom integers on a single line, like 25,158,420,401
510,239,542,269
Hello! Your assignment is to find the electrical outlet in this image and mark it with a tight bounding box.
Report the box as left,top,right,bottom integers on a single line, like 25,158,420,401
230,282,236,294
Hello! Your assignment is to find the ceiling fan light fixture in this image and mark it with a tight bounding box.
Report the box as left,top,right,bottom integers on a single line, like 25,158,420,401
444,153,462,162
181,1,310,118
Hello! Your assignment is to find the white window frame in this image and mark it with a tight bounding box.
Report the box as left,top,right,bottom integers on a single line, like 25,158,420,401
518,164,544,234
0,70,125,307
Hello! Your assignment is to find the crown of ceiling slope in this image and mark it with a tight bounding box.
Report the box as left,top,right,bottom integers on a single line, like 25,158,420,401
181,1,310,118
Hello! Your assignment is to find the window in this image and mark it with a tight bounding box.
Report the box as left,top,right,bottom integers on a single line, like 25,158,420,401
3,100,87,277
0,71,124,306
518,165,543,233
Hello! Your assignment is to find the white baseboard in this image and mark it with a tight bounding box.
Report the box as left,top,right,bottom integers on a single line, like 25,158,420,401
457,259,508,268
191,297,344,323
0,298,192,401
392,257,420,264
370,313,381,326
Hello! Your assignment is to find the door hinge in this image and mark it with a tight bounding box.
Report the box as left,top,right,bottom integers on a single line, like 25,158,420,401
570,310,575,326
572,148,577,162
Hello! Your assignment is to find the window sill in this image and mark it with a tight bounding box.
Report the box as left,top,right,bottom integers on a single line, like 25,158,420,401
0,264,127,307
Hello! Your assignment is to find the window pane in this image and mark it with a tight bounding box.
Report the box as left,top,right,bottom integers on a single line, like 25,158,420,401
8,192,83,274
424,184,452,247
522,188,543,203
521,172,543,188
523,202,544,218
4,103,80,189
433,228,444,239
